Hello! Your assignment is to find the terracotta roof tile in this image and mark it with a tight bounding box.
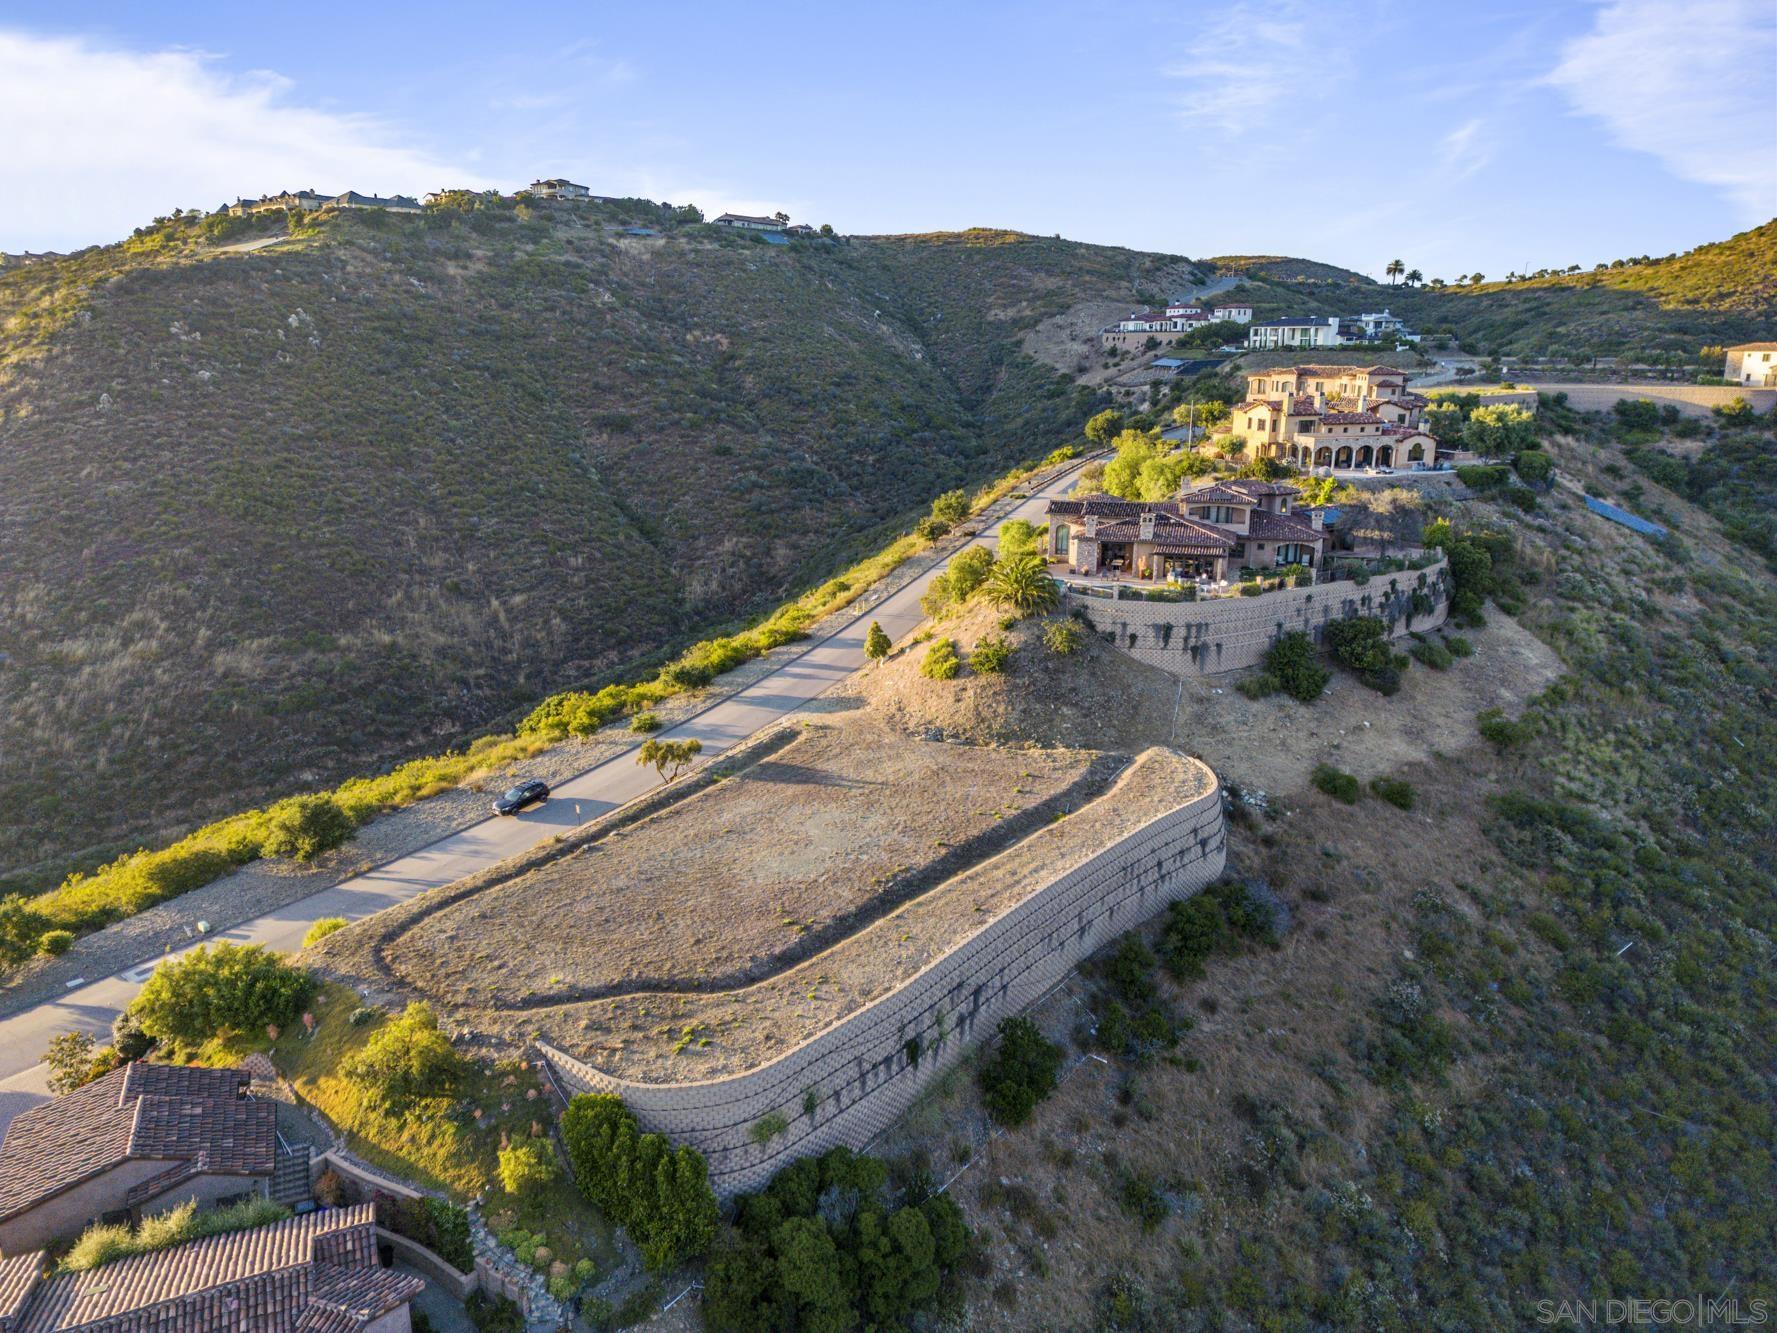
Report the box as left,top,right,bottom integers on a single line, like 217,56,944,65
0,1252,44,1333
1248,510,1324,543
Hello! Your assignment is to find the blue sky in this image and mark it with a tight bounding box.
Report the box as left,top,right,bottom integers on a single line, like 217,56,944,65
3,0,1773,279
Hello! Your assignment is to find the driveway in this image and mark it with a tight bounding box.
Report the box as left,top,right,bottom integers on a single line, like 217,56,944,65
0,459,1094,1133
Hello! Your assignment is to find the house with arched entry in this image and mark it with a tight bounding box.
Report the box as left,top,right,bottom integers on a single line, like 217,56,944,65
1047,478,1325,582
1222,364,1443,468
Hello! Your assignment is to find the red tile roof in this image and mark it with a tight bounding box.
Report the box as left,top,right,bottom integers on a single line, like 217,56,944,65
0,1064,273,1223
12,1204,418,1332
1248,510,1324,543
1319,411,1383,425
0,1252,43,1333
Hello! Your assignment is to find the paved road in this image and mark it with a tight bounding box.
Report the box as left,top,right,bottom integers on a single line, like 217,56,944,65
0,459,1092,1132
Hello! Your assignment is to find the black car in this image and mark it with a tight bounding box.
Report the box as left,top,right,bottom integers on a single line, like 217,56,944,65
493,779,550,815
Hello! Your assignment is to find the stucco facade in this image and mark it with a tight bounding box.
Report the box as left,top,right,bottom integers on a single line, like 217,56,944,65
541,750,1226,1197
1062,556,1450,677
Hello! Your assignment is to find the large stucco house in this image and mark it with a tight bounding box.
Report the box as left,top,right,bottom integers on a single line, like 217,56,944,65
0,1064,294,1257
1223,365,1440,469
1723,343,1777,387
1246,317,1343,350
1047,478,1326,582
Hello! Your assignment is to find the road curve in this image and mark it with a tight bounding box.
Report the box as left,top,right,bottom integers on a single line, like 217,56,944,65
0,459,1094,1131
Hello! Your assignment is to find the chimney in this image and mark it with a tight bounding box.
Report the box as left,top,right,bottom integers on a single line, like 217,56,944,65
1309,509,1324,531
1139,512,1156,540
1359,391,1369,411
1316,391,1326,412
1284,391,1295,415
1085,514,1099,539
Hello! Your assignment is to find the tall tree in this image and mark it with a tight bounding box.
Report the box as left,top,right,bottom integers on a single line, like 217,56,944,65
1406,268,1423,286
1386,259,1405,285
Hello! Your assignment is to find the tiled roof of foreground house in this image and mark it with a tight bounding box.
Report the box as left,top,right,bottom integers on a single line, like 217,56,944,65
0,1065,274,1223
2,1204,421,1332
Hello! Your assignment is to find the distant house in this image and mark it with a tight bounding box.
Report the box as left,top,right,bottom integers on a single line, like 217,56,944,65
529,178,591,200
229,189,330,216
1724,342,1777,387
712,213,786,231
1247,317,1344,350
1222,365,1440,469
1165,303,1203,318
1347,309,1416,342
1211,304,1253,324
329,191,423,213
0,1203,421,1332
0,1064,293,1257
784,223,817,236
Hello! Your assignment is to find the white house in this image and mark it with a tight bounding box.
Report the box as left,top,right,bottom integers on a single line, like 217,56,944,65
1246,317,1343,350
1350,309,1415,341
530,179,591,200
1212,304,1253,324
1165,303,1203,317
712,213,787,231
1724,343,1777,387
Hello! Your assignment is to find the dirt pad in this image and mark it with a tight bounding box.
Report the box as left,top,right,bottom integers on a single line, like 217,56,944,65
382,718,1099,1010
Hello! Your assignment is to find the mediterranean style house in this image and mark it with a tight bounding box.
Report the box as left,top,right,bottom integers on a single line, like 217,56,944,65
1224,365,1440,469
0,1204,421,1332
1047,478,1326,582
712,213,787,231
1723,343,1777,387
0,1064,300,1257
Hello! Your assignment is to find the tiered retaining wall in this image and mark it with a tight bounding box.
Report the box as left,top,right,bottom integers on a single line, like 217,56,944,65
541,752,1225,1197
1063,557,1449,678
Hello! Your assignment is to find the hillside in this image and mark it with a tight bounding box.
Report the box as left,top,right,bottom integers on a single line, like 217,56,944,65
0,205,1178,883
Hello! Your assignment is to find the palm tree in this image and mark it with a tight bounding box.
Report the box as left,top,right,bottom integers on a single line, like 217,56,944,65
1405,268,1423,287
1385,259,1405,285
984,554,1059,616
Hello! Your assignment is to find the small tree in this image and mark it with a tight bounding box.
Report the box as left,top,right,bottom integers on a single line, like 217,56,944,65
985,554,1059,616
1084,408,1125,448
979,1017,1062,1126
969,635,1011,674
341,1001,466,1110
637,737,703,782
929,490,969,525
498,1139,559,1197
130,943,314,1048
864,621,891,664
945,545,995,600
997,519,1040,558
261,794,355,862
1262,632,1329,702
44,1031,105,1095
1043,619,1084,655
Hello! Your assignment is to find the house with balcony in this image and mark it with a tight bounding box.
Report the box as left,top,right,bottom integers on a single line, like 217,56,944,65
529,178,591,200
1246,317,1344,350
1047,478,1325,582
1222,366,1439,468
1212,304,1254,324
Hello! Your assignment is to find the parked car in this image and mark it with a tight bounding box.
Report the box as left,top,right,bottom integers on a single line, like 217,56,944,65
493,779,550,815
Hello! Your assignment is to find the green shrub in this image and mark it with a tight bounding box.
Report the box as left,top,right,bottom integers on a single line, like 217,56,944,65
1477,707,1538,750
38,929,75,956
931,489,970,524
920,639,961,680
914,515,950,541
128,943,314,1047
1238,581,1263,597
946,545,995,600
864,621,892,663
1456,464,1510,489
497,1139,559,1197
1158,879,1274,980
1262,632,1328,702
1446,635,1475,657
384,1195,473,1272
63,1196,290,1272
969,635,1011,674
1324,617,1391,675
1312,764,1361,804
561,1094,718,1271
1410,639,1453,670
750,1110,790,1144
1370,777,1416,810
340,1001,467,1109
979,1017,1063,1126
302,917,348,947
1043,619,1083,655
1514,449,1554,485
261,794,355,862
629,712,662,733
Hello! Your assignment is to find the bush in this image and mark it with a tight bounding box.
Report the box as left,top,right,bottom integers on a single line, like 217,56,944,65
1262,631,1328,702
1370,777,1416,810
1446,635,1475,657
1159,879,1275,979
914,515,950,541
1323,616,1391,675
110,1008,153,1061
1236,673,1278,699
1312,764,1361,804
1410,639,1453,670
1043,619,1083,655
1514,448,1554,485
561,1094,718,1271
985,553,1059,615
384,1195,473,1272
302,917,348,947
969,635,1011,674
128,943,314,1047
1455,464,1510,489
63,1196,290,1272
1477,707,1538,750
261,794,355,862
497,1139,559,1197
979,1017,1063,1126
340,1001,466,1110
749,1110,790,1145
930,489,970,525
920,639,961,680
946,545,995,600
38,929,75,956
629,712,662,733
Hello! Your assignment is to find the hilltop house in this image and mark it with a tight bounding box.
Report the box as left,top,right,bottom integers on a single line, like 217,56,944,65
0,1203,421,1332
1723,343,1777,387
1047,478,1325,582
1224,365,1439,469
1212,304,1253,324
1246,317,1344,350
228,190,420,216
712,213,787,231
529,178,591,199
329,191,423,213
0,1064,299,1257
1347,309,1415,342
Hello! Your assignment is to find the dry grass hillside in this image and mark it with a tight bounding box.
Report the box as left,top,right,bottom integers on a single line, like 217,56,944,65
0,208,1174,882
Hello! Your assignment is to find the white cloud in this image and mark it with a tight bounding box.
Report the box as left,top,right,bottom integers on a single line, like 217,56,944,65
1546,0,1777,219
0,30,489,251
1438,118,1493,182
1165,4,1321,134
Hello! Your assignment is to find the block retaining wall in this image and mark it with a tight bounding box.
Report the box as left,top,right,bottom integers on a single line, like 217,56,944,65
1063,556,1449,678
541,761,1225,1197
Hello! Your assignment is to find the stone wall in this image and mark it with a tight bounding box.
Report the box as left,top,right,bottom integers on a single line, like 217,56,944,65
1063,557,1449,678
1477,381,1776,417
541,756,1225,1197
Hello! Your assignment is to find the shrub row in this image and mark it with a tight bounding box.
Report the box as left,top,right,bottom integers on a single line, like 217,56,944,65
560,1094,719,1271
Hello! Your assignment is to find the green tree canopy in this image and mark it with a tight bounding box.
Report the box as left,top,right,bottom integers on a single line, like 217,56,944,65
129,942,314,1047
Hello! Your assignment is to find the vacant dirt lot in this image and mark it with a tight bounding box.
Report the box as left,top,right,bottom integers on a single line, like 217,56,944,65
381,719,1104,1011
